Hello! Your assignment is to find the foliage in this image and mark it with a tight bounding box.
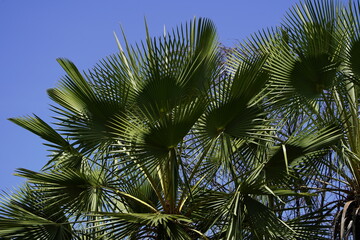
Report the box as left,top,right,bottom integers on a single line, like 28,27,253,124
1,1,360,239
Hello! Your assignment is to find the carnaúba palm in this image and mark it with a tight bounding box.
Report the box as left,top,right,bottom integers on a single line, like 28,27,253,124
0,16,343,239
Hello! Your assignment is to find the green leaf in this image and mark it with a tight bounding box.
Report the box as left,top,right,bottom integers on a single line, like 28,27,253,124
0,185,74,240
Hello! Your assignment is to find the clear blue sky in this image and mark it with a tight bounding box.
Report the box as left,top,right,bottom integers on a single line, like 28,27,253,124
0,0,299,191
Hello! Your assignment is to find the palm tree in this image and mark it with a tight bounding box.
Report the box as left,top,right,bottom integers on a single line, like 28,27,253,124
235,0,360,238
0,9,347,240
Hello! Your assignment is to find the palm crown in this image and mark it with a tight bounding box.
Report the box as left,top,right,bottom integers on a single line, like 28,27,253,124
1,1,360,239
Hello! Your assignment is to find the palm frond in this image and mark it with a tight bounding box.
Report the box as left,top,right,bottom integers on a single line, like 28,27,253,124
0,184,74,240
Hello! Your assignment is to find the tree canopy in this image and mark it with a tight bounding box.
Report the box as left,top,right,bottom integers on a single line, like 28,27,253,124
1,0,360,239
